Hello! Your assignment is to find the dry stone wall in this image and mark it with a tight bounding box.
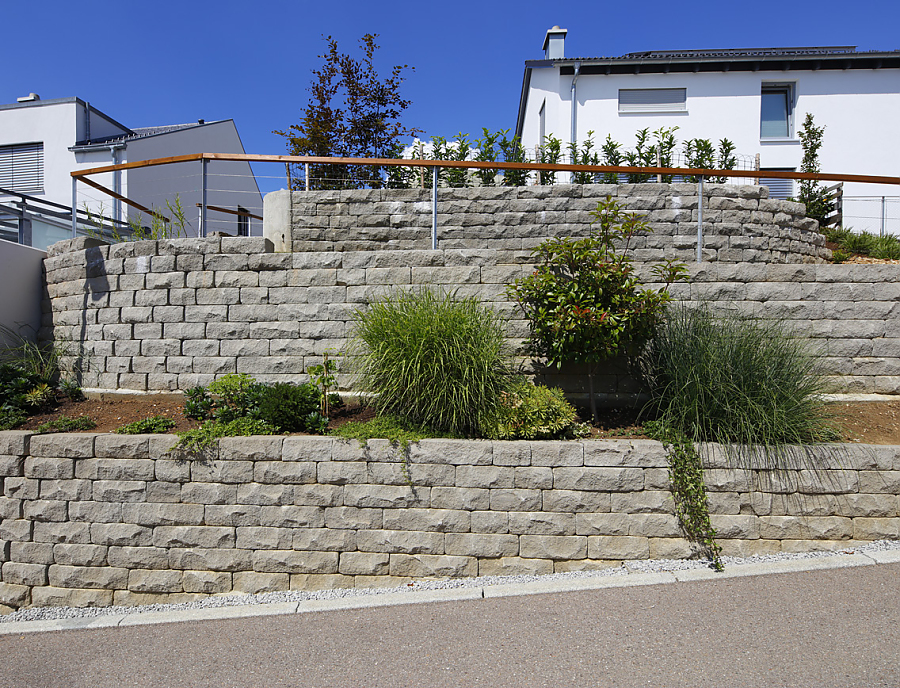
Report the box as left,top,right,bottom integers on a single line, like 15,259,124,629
269,183,829,263
42,238,900,396
1,431,898,610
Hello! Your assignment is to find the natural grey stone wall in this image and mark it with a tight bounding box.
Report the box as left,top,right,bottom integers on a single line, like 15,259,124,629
1,431,898,610
42,237,900,395
270,183,829,263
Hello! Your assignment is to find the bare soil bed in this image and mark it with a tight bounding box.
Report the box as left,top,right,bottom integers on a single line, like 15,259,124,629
14,393,900,445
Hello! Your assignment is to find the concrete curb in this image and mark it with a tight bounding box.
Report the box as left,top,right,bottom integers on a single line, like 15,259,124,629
0,551,895,636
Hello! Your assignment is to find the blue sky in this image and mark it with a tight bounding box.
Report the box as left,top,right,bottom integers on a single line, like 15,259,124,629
7,0,899,193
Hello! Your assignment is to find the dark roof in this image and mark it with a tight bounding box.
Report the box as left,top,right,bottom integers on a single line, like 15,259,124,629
525,45,900,75
70,120,227,150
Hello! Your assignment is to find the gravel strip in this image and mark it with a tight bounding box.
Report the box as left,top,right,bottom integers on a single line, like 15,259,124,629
4,539,899,625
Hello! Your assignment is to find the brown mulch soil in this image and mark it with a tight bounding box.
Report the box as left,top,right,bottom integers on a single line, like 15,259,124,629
14,394,900,445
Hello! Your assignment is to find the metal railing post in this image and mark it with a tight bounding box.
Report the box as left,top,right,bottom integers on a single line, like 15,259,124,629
305,163,310,191
432,166,439,250
697,175,704,263
71,177,78,238
881,196,886,236
200,157,208,237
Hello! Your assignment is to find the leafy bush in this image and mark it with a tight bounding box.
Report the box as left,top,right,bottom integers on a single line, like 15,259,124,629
59,379,84,402
508,196,687,423
0,363,48,421
351,288,510,436
173,418,279,454
115,416,177,434
207,374,267,423
0,408,27,431
840,231,876,256
639,303,840,464
36,416,96,434
184,386,214,420
256,382,322,432
481,378,588,440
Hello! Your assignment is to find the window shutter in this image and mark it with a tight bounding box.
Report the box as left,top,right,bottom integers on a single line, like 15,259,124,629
0,143,44,194
760,171,794,200
618,88,687,112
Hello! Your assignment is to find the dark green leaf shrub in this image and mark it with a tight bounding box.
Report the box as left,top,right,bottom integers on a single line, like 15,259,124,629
36,416,96,434
115,416,177,434
207,374,267,423
351,288,510,436
841,231,876,256
871,235,900,260
481,378,588,440
256,382,322,432
508,196,687,423
184,386,213,420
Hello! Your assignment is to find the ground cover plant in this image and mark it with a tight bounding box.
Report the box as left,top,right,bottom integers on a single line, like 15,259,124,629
115,416,176,434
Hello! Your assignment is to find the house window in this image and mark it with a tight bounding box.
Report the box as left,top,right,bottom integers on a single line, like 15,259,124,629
237,206,249,236
760,168,795,200
618,88,687,113
0,142,44,194
761,84,794,138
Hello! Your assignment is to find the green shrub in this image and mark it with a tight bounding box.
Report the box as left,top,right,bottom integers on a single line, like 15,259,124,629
184,386,214,420
351,288,510,436
36,416,96,434
840,231,876,256
256,382,323,433
507,196,687,423
822,226,852,245
870,235,900,260
173,418,279,454
0,408,27,431
207,374,267,423
58,379,85,402
639,304,839,466
115,416,177,434
830,248,851,264
482,378,588,440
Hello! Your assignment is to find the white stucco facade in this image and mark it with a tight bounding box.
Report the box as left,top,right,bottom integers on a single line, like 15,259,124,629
516,32,900,232
0,97,262,249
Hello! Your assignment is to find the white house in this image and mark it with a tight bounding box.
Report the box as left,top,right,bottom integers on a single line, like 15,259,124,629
0,95,263,249
515,28,900,232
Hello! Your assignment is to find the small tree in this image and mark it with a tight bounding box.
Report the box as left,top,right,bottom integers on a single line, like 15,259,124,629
274,34,420,190
797,113,832,225
508,198,687,423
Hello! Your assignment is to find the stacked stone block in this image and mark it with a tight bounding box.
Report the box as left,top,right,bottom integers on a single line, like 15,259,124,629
279,184,828,263
1,431,899,611
43,237,900,395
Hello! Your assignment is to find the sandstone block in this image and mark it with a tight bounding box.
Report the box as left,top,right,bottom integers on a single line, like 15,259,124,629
515,467,553,490
252,550,339,574
218,436,285,462
52,543,107,567
366,462,456,487
282,436,334,462
107,546,170,570
0,581,30,608
444,533,518,558
39,479,91,502
381,508,470,533
190,460,255,484
352,575,413,589
93,480,147,502
552,467,644,492
2,562,47,586
343,484,430,509
236,526,293,550
23,499,68,522
254,461,316,484
293,484,343,507
490,489,542,512
339,552,390,576
471,511,509,534
122,502,204,527
232,571,290,594
853,517,900,540
477,557,554,577
168,548,252,572
181,482,238,505
587,535,650,560
25,456,74,480
508,512,575,536
93,435,153,460
205,504,262,527
798,470,859,495
649,538,694,559
430,487,490,511
292,528,356,552
32,521,91,545
317,462,368,485
91,523,153,547
455,465,514,489
29,434,95,459
542,489,611,513
49,564,128,589
10,541,53,564
128,569,184,593
236,483,293,506
0,432,31,457
325,507,382,530
356,530,444,556
609,491,675,514
31,586,113,608
260,506,325,529
519,535,586,560
491,441,531,467
0,497,21,520
407,439,493,466
0,454,24,477
576,513,631,537
152,526,235,549
3,477,38,500
290,573,355,591
709,515,760,539
183,570,232,594
835,494,899,518
68,500,122,523
859,471,900,494
389,553,477,578
530,441,584,467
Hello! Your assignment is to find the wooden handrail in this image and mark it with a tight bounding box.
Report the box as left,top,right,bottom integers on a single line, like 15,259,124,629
71,152,900,187
195,203,263,221
77,176,169,222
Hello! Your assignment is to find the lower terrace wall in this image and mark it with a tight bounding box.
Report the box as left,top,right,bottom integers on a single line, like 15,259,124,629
1,431,898,610
42,238,900,396
267,183,829,264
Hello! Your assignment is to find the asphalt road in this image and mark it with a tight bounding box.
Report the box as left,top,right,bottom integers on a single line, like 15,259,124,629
2,564,898,688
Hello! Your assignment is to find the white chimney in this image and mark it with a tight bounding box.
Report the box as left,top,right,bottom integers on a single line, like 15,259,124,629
543,26,567,60
17,93,41,102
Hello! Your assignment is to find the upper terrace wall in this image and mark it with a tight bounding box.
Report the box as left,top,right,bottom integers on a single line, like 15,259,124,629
266,183,830,264
41,237,900,396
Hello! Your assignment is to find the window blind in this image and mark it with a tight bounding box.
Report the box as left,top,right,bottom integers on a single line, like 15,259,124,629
618,88,687,112
0,143,44,194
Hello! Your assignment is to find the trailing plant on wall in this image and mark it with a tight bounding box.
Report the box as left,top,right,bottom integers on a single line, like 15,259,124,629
507,197,688,423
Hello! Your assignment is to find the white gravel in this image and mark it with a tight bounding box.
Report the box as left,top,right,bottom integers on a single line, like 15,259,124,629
4,539,899,625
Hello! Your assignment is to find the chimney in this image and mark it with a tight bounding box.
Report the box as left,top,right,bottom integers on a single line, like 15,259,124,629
543,26,567,60
17,93,41,102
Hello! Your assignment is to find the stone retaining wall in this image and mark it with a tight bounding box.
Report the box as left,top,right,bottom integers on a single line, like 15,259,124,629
266,183,829,263
1,431,898,610
42,238,900,395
